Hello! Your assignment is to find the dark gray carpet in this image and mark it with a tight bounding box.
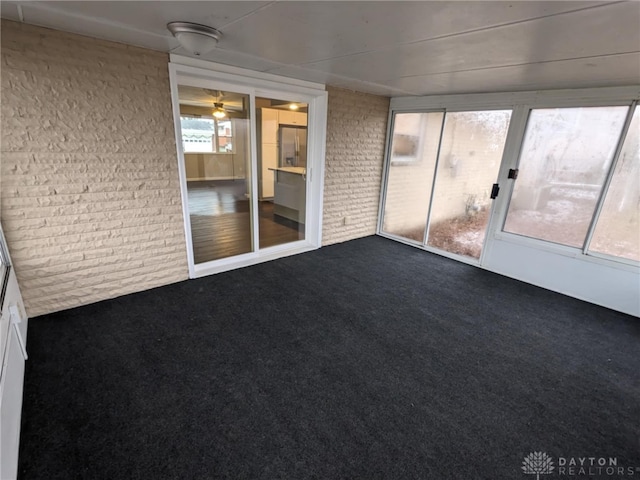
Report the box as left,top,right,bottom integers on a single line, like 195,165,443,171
18,236,640,479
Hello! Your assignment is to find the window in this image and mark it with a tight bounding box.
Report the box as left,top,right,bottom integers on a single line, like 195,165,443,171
589,107,640,261
216,119,233,153
390,113,427,164
503,106,629,248
180,116,233,153
380,109,512,259
381,112,444,242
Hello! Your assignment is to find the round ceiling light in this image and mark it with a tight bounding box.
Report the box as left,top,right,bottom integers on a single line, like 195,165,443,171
167,22,222,56
212,103,226,119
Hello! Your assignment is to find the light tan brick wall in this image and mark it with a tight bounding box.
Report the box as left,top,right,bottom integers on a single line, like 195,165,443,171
1,20,189,316
322,86,389,245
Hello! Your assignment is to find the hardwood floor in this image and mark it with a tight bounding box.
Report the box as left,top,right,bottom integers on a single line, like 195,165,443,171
187,180,304,264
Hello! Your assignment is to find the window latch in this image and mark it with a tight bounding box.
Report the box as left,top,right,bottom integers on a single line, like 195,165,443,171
490,183,500,199
508,168,519,179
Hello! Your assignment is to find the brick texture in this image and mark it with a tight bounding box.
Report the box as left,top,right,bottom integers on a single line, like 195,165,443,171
322,87,389,245
1,20,189,316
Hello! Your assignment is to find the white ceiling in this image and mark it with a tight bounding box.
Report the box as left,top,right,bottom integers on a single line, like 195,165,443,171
1,1,639,97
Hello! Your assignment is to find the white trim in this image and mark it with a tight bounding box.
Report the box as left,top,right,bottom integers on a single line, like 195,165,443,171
376,107,397,234
493,231,639,273
585,250,640,268
168,60,327,278
168,64,196,278
583,102,638,255
170,55,325,94
306,90,329,246
422,112,447,247
480,104,530,265
0,223,28,480
484,238,639,317
377,231,480,267
248,91,260,254
390,86,640,111
193,241,317,278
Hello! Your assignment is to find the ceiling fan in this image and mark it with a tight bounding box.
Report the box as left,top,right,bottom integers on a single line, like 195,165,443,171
205,89,227,119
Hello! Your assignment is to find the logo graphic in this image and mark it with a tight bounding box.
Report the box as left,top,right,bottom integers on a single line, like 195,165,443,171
522,452,555,480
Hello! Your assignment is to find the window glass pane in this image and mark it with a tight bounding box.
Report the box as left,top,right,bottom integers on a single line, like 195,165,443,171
381,112,444,243
179,87,253,264
181,116,215,153
256,98,308,249
503,106,628,248
217,119,233,152
427,110,511,258
590,108,640,261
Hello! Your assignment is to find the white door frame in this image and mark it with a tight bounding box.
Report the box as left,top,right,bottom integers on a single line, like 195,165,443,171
168,58,328,278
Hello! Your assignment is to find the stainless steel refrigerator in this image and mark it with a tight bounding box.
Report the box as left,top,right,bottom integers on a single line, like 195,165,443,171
279,126,307,168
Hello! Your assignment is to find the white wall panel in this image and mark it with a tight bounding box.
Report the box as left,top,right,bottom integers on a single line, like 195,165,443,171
485,236,639,317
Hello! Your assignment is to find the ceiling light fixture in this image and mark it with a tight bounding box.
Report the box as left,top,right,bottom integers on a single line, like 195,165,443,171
288,103,299,111
212,103,226,119
167,21,221,56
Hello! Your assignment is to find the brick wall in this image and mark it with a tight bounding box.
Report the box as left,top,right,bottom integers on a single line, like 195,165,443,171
1,20,189,316
322,86,389,245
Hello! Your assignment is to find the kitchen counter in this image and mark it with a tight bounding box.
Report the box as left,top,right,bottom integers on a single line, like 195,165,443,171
268,167,306,224
268,166,306,175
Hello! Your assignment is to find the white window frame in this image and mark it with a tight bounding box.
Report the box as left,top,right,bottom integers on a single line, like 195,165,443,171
168,57,328,279
582,102,638,262
494,100,636,266
179,114,235,154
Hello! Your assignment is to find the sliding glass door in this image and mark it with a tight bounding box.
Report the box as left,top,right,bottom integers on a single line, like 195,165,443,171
176,88,313,265
169,62,328,278
381,109,512,261
256,97,308,249
177,86,253,264
426,110,511,258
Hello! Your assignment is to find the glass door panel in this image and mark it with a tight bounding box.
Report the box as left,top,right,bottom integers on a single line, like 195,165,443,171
503,106,629,248
589,107,640,261
256,98,307,248
426,110,512,259
178,86,253,264
381,112,444,243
